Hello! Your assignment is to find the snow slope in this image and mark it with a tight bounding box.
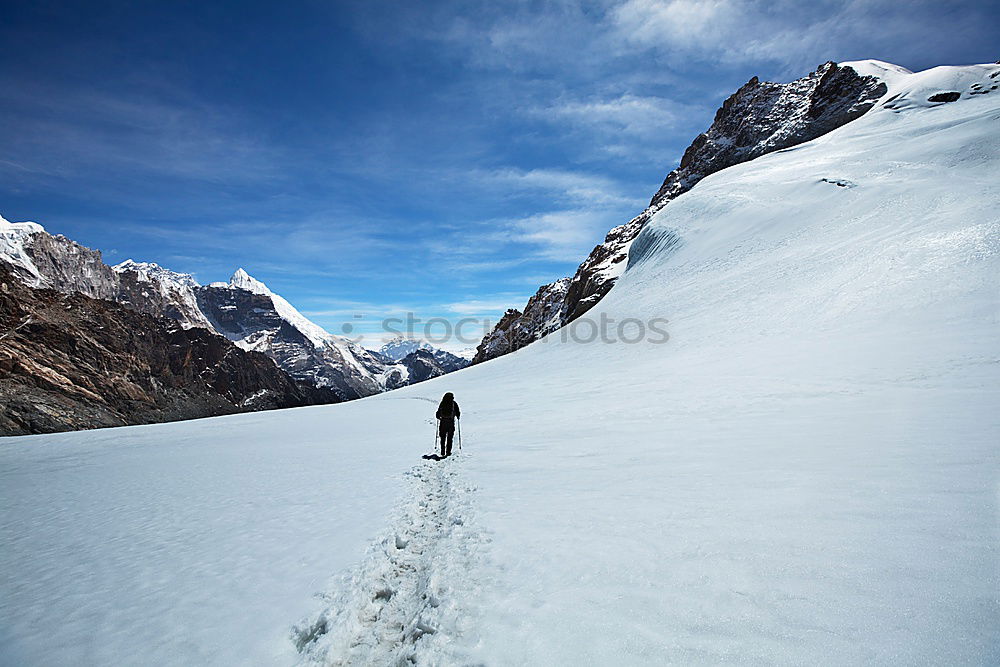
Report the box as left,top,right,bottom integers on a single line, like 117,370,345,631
2,62,999,665
0,214,45,286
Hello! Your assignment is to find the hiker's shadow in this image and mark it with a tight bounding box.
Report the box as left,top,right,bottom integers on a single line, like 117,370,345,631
421,454,447,461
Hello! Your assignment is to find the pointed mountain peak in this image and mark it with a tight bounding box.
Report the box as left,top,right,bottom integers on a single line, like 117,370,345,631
229,268,271,295
378,336,434,361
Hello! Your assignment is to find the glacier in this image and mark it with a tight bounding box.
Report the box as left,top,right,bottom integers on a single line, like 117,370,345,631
1,62,999,665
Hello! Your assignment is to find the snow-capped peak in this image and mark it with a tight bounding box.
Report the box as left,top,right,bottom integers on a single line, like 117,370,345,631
113,259,200,288
865,61,1000,113
0,213,47,286
224,267,335,350
229,268,271,295
0,213,45,236
840,59,913,87
379,336,433,361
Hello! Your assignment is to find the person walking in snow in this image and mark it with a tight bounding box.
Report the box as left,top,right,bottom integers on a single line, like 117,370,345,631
436,392,460,457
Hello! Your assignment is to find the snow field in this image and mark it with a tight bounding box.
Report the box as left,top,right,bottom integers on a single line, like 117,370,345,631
294,455,488,666
2,62,999,665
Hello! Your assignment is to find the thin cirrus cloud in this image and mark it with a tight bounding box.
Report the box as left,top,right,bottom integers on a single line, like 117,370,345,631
0,79,282,188
426,205,629,268
541,94,687,136
529,93,709,159
609,0,999,73
479,167,645,208
505,209,621,263
418,165,649,272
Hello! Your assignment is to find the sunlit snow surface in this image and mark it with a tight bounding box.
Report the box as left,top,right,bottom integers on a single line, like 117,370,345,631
3,64,1000,665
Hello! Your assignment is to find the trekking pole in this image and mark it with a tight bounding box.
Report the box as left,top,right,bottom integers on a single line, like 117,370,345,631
434,418,440,456
458,417,462,451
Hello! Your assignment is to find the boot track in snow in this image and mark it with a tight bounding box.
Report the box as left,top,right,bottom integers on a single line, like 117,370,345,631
293,457,487,665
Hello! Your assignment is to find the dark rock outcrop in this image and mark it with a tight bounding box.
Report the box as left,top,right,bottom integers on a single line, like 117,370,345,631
377,347,470,390
927,91,961,103
0,265,337,436
474,278,569,362
398,349,452,384
473,61,889,364
113,260,213,329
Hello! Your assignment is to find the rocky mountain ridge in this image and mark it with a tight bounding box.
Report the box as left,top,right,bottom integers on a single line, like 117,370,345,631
0,264,337,435
0,216,468,401
473,60,896,363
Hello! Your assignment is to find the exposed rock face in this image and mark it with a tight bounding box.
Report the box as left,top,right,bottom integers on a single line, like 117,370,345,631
397,349,452,385
0,265,338,436
113,260,213,330
427,348,471,374
196,281,384,401
1,217,471,407
647,61,888,209
473,61,889,364
3,223,119,299
473,278,569,362
0,217,210,330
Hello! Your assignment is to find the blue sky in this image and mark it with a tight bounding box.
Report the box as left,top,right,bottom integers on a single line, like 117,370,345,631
1,0,996,349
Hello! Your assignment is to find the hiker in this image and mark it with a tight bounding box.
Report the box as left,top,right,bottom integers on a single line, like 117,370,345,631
436,392,460,457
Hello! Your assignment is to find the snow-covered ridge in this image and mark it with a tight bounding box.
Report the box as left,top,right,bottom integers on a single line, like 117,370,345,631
876,62,1000,111
0,213,44,236
379,336,434,361
113,259,200,289
839,59,913,86
229,267,270,294
0,214,46,286
474,59,893,364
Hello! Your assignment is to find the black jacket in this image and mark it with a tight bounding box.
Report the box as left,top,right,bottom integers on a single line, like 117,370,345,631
436,401,460,421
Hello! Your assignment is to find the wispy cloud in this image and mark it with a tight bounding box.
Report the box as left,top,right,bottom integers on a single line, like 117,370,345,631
529,93,709,159
542,94,686,135
505,209,616,262
609,0,999,73
478,167,645,208
0,79,284,187
444,296,530,315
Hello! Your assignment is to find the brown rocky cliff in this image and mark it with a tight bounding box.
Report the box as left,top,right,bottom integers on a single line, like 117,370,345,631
0,265,337,436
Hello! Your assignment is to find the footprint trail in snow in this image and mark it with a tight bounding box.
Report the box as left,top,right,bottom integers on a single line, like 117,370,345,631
293,457,487,665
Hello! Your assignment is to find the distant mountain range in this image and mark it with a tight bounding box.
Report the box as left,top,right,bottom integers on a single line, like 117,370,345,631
0,219,468,433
